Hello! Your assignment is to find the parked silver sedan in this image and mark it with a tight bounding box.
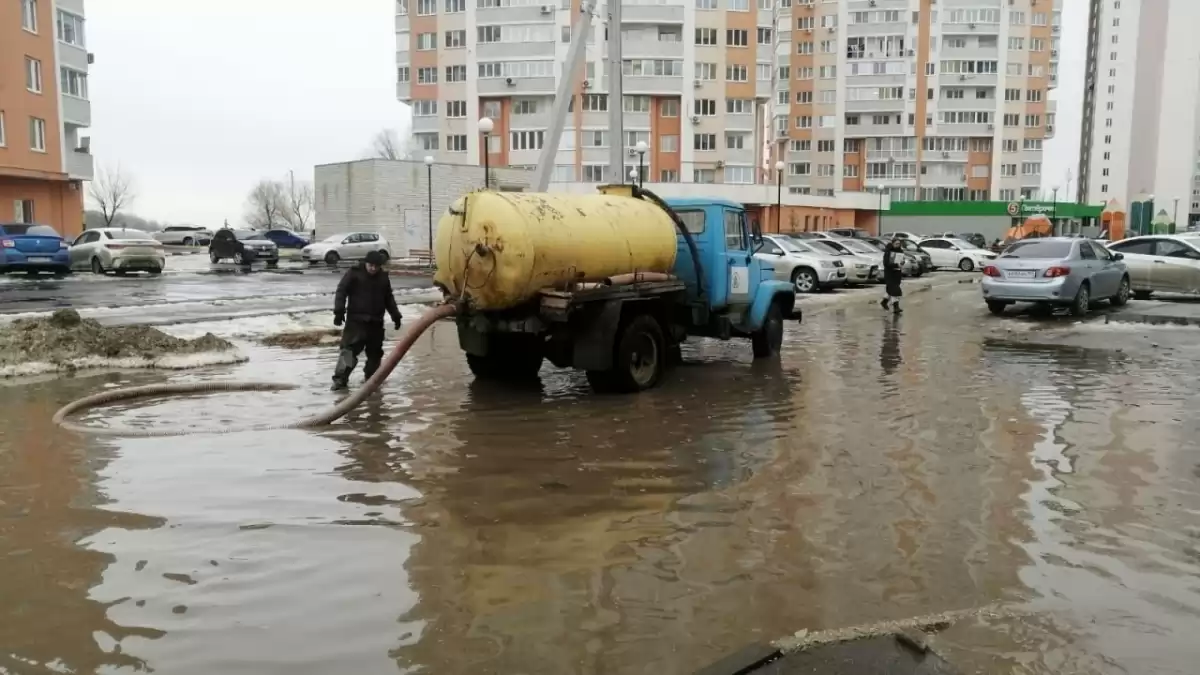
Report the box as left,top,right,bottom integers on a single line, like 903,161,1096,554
1105,234,1200,298
70,228,167,275
981,238,1130,316
756,235,847,293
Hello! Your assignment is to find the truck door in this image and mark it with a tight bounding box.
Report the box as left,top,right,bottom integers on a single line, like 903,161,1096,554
723,208,758,308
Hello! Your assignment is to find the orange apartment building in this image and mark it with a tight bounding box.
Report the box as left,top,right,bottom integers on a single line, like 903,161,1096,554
1,0,92,239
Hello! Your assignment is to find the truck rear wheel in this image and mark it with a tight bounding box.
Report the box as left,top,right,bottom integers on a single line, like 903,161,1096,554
751,302,784,359
603,314,665,393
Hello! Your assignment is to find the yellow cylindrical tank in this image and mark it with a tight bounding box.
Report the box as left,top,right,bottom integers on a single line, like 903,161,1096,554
433,187,679,311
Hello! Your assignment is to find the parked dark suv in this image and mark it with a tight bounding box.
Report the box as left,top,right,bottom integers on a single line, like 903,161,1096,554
209,228,279,266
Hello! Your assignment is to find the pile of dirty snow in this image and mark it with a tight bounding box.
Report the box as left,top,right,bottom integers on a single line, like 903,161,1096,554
260,328,342,348
0,309,244,377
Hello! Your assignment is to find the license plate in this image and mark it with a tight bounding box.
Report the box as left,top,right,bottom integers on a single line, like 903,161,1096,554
27,257,50,263
1007,270,1035,279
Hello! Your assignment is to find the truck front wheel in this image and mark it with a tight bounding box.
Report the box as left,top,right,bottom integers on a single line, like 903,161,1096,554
605,315,665,393
751,302,785,359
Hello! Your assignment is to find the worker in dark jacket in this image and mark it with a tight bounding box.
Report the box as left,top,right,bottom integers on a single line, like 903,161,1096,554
331,251,403,390
879,238,904,314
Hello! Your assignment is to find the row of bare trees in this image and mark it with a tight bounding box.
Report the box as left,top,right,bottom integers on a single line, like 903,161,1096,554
244,175,314,231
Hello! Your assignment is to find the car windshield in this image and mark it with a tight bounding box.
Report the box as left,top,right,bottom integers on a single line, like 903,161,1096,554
234,230,266,240
776,238,806,253
109,229,152,240
1000,240,1074,258
811,241,848,256
1,224,60,237
949,238,980,249
839,240,879,254
322,234,344,243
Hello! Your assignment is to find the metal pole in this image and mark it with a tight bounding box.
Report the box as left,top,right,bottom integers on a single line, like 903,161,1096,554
1052,187,1058,234
776,169,782,233
878,188,884,235
427,163,433,266
607,0,624,183
482,134,490,188
638,152,645,187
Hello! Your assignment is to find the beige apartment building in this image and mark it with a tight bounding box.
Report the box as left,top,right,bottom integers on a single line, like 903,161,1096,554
395,0,1059,205
1,0,93,238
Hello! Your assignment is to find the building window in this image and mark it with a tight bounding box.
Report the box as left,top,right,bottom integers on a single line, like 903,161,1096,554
446,100,467,117
757,28,773,44
582,94,607,112
445,30,466,48
22,0,38,32
660,135,679,152
729,0,749,10
60,68,88,99
694,169,716,184
623,95,651,113
695,98,717,116
581,130,607,147
445,65,467,82
417,33,437,50
414,133,438,151
397,0,408,15
789,163,810,176
29,117,46,152
695,0,717,9
417,0,436,15
659,169,679,183
695,28,717,46
694,134,717,151
726,29,748,47
843,164,859,178
724,166,754,184
445,0,465,11
726,133,747,150
726,64,748,82
510,130,545,151
1022,162,1041,176
417,67,437,84
25,57,42,93
583,165,607,182
659,99,679,117
398,67,410,82
513,99,539,115
695,62,717,80
56,10,86,47
412,100,438,116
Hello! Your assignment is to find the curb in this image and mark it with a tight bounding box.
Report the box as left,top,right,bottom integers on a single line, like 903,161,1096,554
1105,312,1200,327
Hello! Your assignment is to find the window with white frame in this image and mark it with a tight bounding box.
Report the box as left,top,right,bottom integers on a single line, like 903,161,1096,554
416,32,436,49
695,62,717,80
796,115,812,128
727,29,748,47
660,99,679,116
694,134,717,151
582,165,606,182
415,134,438,151
695,28,717,45
660,135,679,152
660,169,679,183
22,0,38,32
510,130,545,151
623,131,649,148
1022,139,1043,151
446,134,468,152
818,66,836,79
412,100,438,116
726,132,748,150
445,100,467,117
477,61,554,78
623,59,684,76
939,111,992,125
446,65,466,82
29,117,46,152
817,115,836,128
398,67,410,82
397,0,408,14
60,68,87,99
445,30,466,47
843,164,859,177
582,94,607,111
417,67,437,84
757,28,773,44
817,140,835,152
623,95,651,113
818,90,836,104
792,140,810,152
724,166,754,183
482,100,501,119
695,0,717,9
1000,164,1017,177
581,130,607,147
757,63,772,81
726,64,748,82
445,0,465,11
694,169,716,183
789,162,810,176
25,58,42,93
1022,162,1041,176
417,0,437,13
695,98,717,116
1007,37,1024,50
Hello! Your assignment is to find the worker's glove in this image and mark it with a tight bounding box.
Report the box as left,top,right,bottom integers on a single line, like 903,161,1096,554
333,312,344,327
393,319,402,331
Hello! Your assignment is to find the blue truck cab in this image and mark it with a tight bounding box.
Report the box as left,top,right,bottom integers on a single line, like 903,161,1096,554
456,187,800,394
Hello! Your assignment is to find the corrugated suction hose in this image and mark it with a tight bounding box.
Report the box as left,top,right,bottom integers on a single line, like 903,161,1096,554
52,304,459,438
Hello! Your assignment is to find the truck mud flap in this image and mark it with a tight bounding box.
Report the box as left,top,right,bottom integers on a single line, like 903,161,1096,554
787,306,803,323
572,300,625,371
694,633,962,675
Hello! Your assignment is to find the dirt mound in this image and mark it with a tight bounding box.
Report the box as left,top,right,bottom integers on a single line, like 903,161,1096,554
260,329,341,349
0,309,235,368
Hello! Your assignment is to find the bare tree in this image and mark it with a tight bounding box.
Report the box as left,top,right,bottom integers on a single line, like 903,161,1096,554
89,164,137,227
370,128,413,160
244,179,287,229
281,173,314,232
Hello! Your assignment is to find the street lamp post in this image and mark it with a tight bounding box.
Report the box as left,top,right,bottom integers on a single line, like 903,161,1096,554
635,140,648,188
424,155,434,267
877,187,885,235
478,117,494,189
1051,186,1059,234
628,167,638,186
1173,197,1180,232
774,160,785,233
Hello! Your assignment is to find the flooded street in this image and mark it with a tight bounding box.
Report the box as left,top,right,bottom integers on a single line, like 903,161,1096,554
2,281,1199,674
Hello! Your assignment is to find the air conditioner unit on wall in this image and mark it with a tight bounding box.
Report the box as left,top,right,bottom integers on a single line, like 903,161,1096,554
505,77,516,86
540,4,553,13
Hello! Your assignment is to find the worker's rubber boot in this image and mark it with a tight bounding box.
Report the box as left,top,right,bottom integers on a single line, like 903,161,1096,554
892,302,903,315
880,297,890,310
330,380,349,392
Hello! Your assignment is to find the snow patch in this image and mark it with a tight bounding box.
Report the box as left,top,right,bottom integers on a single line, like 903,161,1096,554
0,350,247,379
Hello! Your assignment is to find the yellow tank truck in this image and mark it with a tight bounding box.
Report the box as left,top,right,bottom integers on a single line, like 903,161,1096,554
434,185,801,393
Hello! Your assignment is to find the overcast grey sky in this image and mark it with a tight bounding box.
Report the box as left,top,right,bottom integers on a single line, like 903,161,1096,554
88,0,407,226
87,0,1083,225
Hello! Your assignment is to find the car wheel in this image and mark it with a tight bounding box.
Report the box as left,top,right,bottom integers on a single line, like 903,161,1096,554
791,267,818,293
1110,276,1130,306
182,237,194,247
986,300,1009,316
90,257,105,275
1133,290,1152,301
958,257,975,272
266,260,278,269
148,267,162,276
1069,282,1091,317
209,251,220,263
324,251,340,266
751,301,785,359
610,314,665,392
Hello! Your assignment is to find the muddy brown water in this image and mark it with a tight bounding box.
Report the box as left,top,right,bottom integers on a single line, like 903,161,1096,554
1,284,1199,674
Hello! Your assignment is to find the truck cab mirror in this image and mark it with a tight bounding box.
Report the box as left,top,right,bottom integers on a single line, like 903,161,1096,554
750,217,764,252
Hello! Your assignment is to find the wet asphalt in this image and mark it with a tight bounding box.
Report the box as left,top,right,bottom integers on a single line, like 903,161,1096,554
0,277,1198,674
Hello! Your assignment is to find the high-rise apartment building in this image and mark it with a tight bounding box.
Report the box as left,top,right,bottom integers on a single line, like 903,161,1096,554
1078,0,1200,226
395,0,1058,203
1,0,93,237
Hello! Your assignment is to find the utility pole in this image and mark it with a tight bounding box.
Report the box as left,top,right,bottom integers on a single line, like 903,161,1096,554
532,0,599,191
607,0,624,183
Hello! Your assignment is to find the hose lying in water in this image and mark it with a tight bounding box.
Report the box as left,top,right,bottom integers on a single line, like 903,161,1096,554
51,304,459,438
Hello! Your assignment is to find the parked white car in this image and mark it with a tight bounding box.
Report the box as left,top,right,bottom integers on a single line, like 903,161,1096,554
153,225,212,246
301,232,392,265
881,232,923,241
70,228,167,275
917,237,998,271
757,235,848,293
1105,234,1200,298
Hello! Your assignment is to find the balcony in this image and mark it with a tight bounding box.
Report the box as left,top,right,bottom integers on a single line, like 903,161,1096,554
396,81,410,101
621,4,684,24
477,6,555,24
941,21,1000,36
478,76,557,95
619,39,684,59
477,41,555,59
411,115,439,133
61,96,91,127
67,148,94,181
623,75,684,95
845,99,906,114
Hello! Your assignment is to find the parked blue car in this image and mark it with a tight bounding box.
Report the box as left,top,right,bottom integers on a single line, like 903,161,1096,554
0,223,71,276
261,229,309,249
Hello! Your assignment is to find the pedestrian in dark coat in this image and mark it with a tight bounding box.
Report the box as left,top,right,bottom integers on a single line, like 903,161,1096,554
879,238,904,314
331,251,403,390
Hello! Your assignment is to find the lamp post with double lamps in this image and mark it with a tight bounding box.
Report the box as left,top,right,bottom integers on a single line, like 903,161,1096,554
478,117,494,189
424,156,434,266
774,160,785,233
635,140,648,187
629,167,638,185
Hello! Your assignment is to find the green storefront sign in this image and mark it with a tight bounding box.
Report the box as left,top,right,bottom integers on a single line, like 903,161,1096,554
888,201,1105,219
